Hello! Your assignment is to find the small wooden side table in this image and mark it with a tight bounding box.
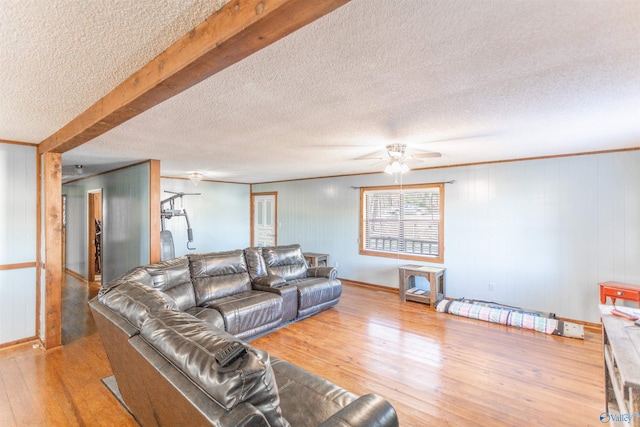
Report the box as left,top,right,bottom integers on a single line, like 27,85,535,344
303,252,329,267
398,265,445,309
600,281,640,306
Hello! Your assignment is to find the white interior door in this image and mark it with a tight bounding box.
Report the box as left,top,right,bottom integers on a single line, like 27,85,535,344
253,193,276,247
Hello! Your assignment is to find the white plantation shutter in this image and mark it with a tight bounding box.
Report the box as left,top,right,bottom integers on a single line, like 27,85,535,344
362,185,443,260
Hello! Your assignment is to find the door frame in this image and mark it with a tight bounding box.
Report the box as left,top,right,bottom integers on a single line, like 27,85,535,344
87,189,102,283
250,192,277,247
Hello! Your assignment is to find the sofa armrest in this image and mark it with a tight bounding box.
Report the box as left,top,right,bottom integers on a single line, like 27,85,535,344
89,298,140,338
318,394,399,427
307,266,338,280
252,283,298,323
253,274,286,288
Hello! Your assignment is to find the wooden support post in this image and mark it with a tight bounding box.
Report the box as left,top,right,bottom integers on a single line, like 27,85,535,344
43,152,63,349
149,160,161,264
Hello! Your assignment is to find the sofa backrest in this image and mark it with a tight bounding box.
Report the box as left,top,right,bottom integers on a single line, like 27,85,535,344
260,245,308,281
98,266,155,298
140,310,289,427
97,277,179,330
144,256,197,310
188,250,252,306
244,246,267,279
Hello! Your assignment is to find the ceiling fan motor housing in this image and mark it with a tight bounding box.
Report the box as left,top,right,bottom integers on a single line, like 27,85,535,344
386,143,407,159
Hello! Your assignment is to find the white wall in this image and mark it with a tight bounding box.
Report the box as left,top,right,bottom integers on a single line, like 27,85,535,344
0,143,37,345
253,151,640,323
161,178,251,255
63,163,151,283
102,164,151,282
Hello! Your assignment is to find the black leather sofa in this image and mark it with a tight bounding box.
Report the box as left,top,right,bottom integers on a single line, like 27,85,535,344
90,244,398,426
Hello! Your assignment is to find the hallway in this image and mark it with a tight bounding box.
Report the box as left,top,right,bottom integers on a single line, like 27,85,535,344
62,274,100,345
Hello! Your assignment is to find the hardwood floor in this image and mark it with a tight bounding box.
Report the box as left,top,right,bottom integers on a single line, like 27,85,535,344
0,277,604,426
254,284,605,426
0,275,136,427
62,274,100,345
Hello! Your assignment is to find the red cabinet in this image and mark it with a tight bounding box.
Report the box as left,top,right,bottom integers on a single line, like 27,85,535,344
600,281,640,306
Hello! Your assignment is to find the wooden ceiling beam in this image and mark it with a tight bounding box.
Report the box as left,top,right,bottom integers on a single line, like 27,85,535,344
38,0,350,154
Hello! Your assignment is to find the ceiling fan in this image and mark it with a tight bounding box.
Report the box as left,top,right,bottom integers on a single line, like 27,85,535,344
61,164,85,180
359,143,441,175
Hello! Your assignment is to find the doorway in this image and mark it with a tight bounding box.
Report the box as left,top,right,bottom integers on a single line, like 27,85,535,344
251,192,277,247
87,190,102,284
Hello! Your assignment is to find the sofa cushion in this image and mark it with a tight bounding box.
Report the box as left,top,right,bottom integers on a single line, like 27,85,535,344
244,246,267,279
140,311,289,427
98,282,178,329
189,251,252,305
144,256,192,291
261,245,308,281
205,290,283,337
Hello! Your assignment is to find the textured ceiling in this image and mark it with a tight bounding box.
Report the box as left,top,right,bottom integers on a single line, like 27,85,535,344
2,0,639,183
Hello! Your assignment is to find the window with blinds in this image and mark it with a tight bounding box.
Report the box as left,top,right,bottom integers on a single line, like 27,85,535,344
360,183,444,263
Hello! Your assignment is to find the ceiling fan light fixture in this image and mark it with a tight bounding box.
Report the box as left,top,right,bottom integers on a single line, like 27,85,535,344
385,160,410,175
391,161,402,173
189,172,203,186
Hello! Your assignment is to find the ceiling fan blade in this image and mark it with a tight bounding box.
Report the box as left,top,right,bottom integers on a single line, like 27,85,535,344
420,133,494,145
358,155,387,161
353,149,386,160
410,152,442,159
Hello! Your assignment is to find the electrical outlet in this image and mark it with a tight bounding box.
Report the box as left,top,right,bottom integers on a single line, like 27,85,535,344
334,261,339,268
489,282,496,291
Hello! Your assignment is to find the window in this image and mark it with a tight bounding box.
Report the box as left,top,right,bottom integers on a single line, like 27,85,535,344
360,183,444,263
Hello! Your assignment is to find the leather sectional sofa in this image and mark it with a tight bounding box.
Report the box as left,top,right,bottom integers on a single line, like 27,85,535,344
90,244,398,426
